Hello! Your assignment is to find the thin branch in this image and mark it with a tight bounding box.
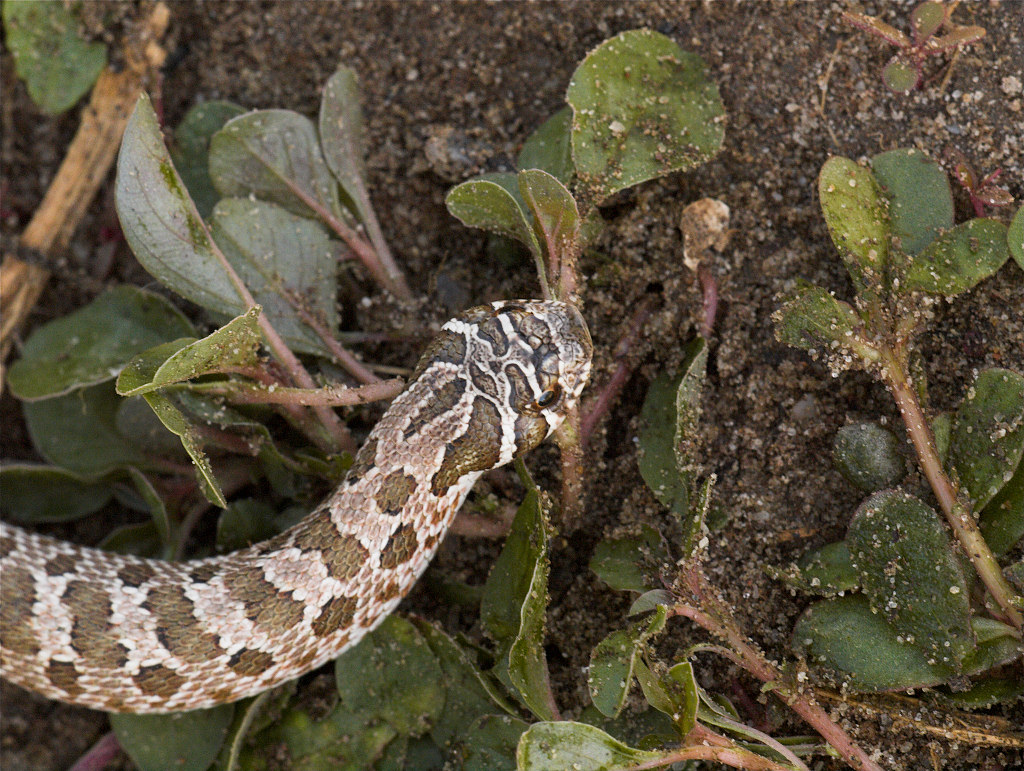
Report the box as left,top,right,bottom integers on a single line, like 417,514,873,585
671,566,885,771
287,298,381,385
282,176,412,301
200,378,404,407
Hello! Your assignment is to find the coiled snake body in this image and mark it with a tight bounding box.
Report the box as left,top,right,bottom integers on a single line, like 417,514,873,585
0,300,592,713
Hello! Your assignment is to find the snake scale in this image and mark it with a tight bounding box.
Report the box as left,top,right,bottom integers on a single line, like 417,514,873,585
0,300,592,713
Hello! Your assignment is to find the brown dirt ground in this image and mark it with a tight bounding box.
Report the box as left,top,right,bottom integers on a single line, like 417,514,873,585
2,2,1022,770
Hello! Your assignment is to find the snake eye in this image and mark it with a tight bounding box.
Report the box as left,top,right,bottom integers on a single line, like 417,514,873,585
535,384,561,409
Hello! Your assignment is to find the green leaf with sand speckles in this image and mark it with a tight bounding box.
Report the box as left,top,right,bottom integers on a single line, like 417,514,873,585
518,107,574,184
335,615,445,738
446,178,542,261
116,95,251,316
949,368,1024,513
588,605,667,718
870,148,953,257
1008,206,1024,269
3,0,106,115
7,286,196,401
818,156,889,300
903,218,1009,297
847,490,974,669
517,722,662,771
566,29,724,204
111,705,234,771
171,100,247,218
773,283,879,368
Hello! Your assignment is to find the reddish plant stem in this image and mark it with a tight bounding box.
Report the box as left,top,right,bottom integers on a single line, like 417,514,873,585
288,300,381,384
283,178,412,302
672,567,884,771
698,263,719,338
68,732,121,771
204,378,405,407
580,295,658,446
881,350,1023,629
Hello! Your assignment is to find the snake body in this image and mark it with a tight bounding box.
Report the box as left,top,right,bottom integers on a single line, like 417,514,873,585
0,300,592,713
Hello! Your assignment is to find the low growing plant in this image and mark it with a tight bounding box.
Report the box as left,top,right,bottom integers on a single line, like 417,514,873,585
841,1,986,93
771,147,1022,702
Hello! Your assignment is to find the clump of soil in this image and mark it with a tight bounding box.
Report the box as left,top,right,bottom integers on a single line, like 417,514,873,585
2,2,1021,770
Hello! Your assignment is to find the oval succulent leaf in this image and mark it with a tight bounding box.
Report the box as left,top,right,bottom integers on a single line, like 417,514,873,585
516,721,662,771
0,465,113,524
870,148,954,257
517,107,574,184
1007,205,1023,270
949,368,1024,512
566,29,725,205
110,705,234,771
903,218,1009,297
446,178,542,261
818,156,890,298
210,198,341,357
773,284,877,370
588,606,667,718
2,0,107,115
847,490,974,669
832,422,908,492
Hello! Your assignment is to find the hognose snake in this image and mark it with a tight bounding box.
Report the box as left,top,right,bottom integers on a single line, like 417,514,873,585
0,300,592,713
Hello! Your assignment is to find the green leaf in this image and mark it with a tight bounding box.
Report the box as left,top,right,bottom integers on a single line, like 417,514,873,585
637,338,707,537
882,56,919,93
832,422,907,492
518,169,580,269
2,0,106,115
772,540,860,597
125,467,172,549
870,148,953,256
459,714,529,771
566,29,725,204
115,95,250,316
209,109,349,225
904,218,1009,297
118,308,262,397
171,100,247,218
516,722,662,771
22,383,153,476
318,65,371,224
228,696,396,771
479,488,556,721
412,620,516,752
980,455,1024,556
938,678,1024,710
99,521,163,558
772,284,877,368
1008,206,1023,269
949,368,1024,511
139,389,227,507
110,705,234,771
793,594,951,690
589,526,669,594
0,465,113,524
216,499,303,553
210,199,340,357
588,605,667,718
911,2,946,40
518,107,574,184
818,156,889,298
445,179,542,260
848,490,974,669
7,286,196,400
335,615,445,738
